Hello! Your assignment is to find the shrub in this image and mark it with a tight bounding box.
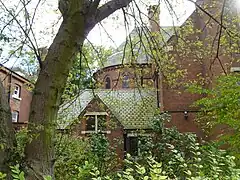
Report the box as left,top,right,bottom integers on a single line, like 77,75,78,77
54,133,119,179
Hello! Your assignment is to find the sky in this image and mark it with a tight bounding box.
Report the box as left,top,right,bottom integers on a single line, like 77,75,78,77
22,0,196,48
0,0,196,67
87,0,195,47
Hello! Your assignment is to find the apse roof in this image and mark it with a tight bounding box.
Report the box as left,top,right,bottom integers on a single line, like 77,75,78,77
58,89,158,129
102,26,175,68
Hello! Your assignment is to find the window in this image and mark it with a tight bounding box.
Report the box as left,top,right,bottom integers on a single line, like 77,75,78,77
122,75,129,88
82,112,110,134
163,45,173,52
125,133,152,157
12,84,21,99
12,111,19,122
230,67,240,73
86,115,95,131
105,77,111,89
128,137,138,156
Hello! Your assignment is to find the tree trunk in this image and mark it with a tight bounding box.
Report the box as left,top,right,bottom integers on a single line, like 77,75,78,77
24,0,133,179
25,17,86,180
0,81,16,176
24,1,94,179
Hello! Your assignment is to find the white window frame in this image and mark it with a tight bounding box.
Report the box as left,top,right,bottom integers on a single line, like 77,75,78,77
12,111,19,122
230,67,240,72
164,45,173,52
12,84,22,100
81,112,111,134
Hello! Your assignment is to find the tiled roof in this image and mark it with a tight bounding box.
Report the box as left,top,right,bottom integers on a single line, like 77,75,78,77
102,26,175,68
58,89,158,129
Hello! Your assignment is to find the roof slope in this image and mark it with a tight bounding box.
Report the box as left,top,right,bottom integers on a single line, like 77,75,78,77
102,26,175,68
58,89,157,129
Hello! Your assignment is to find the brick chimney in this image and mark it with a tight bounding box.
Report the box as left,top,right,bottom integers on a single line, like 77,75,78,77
148,5,160,32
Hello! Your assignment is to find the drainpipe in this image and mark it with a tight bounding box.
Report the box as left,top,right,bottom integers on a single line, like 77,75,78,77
8,72,12,103
155,72,160,108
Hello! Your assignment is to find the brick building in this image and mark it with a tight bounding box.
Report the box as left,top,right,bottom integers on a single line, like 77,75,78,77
59,0,240,156
0,64,32,130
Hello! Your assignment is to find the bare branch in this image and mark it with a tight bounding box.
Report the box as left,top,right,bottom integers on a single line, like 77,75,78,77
95,0,133,24
0,0,43,68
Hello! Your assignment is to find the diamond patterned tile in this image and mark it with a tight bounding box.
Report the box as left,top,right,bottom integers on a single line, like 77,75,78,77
58,89,157,129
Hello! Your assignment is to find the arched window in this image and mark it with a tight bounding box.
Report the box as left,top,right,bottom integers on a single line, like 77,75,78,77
105,77,111,89
122,75,129,88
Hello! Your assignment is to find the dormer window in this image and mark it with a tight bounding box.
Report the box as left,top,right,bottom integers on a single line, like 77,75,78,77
81,112,110,134
12,84,21,99
105,77,111,89
122,75,129,88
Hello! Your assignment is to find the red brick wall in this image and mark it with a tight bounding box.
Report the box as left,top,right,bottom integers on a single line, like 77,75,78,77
71,97,125,159
0,68,32,123
94,64,154,89
159,4,234,138
165,112,203,137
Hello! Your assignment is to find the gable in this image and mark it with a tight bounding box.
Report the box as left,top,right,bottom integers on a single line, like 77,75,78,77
80,96,109,116
58,89,157,130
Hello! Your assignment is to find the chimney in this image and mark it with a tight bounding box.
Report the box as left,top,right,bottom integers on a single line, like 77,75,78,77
148,5,160,32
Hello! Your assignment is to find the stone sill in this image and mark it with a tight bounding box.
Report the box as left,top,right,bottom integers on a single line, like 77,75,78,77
81,130,111,134
12,95,22,101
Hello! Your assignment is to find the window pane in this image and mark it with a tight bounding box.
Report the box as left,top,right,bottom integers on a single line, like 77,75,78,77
129,137,138,156
13,84,21,98
122,75,129,88
105,77,111,89
98,115,106,131
86,115,95,131
12,111,19,122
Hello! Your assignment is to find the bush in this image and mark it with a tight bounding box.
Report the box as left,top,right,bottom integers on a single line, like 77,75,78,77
135,113,240,179
54,133,120,179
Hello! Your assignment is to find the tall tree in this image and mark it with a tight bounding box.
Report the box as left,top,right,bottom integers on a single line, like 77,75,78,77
23,0,132,178
0,0,239,179
0,80,16,176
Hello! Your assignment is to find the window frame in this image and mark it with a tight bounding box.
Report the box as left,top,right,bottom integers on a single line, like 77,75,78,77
81,112,111,134
12,110,19,122
105,76,111,89
125,133,152,157
12,84,21,100
122,74,130,88
230,67,240,73
128,136,139,157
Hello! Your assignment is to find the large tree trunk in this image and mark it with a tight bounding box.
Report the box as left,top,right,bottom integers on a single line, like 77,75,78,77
0,81,16,176
25,11,85,180
24,0,132,179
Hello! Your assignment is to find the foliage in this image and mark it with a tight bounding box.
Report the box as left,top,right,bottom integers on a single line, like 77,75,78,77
54,133,119,180
54,113,240,180
0,165,52,180
0,172,6,180
10,164,25,180
8,128,38,167
54,134,89,180
13,129,30,162
89,156,168,180
58,43,112,103
188,74,240,161
135,113,240,179
12,43,112,103
118,156,168,180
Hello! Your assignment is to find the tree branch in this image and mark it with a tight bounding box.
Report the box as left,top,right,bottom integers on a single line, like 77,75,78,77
95,0,133,24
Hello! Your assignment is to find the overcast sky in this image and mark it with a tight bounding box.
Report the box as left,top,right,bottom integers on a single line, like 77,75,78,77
1,0,196,67
87,0,195,47
31,0,196,48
